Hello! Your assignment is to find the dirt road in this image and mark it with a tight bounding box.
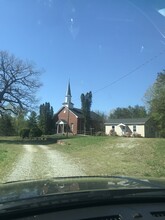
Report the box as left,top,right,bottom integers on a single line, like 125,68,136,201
3,145,85,183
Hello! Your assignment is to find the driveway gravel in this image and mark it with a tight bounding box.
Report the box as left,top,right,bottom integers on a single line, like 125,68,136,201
3,145,85,183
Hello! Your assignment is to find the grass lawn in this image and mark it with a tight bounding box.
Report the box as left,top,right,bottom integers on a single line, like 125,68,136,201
0,135,165,180
0,135,59,181
52,136,165,178
0,136,24,179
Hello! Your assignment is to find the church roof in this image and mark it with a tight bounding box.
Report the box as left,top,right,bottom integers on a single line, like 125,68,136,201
71,108,100,120
56,106,101,121
71,108,84,118
56,81,101,121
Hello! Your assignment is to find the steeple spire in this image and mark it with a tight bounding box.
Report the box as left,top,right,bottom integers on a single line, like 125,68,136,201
66,80,71,97
63,81,74,109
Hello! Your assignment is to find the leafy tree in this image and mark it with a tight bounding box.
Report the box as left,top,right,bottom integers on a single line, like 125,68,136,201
29,127,42,138
12,111,28,135
94,110,108,131
27,111,43,138
109,105,148,119
28,111,38,129
19,111,43,138
0,51,42,115
145,71,165,137
81,91,92,133
20,128,30,139
39,102,54,134
0,114,15,136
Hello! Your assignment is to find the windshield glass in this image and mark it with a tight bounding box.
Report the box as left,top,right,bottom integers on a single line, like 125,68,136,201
0,0,165,197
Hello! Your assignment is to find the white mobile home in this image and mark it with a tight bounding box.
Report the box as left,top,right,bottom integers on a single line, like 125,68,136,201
105,118,155,137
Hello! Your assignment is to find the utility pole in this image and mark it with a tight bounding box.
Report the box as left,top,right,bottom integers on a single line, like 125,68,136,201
66,106,70,138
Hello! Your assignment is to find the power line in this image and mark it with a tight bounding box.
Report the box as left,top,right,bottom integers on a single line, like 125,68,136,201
93,49,165,95
73,48,165,103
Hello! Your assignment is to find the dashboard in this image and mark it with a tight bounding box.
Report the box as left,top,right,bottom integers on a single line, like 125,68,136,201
9,202,165,220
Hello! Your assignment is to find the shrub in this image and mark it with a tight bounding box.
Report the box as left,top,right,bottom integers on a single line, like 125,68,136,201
109,129,117,136
20,128,30,139
122,132,132,137
160,129,165,138
132,132,142,138
29,127,42,138
95,131,105,136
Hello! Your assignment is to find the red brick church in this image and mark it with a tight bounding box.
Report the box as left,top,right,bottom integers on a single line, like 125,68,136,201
56,82,101,135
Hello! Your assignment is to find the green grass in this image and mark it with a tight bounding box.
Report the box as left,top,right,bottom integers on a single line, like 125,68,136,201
0,135,65,180
0,136,24,179
0,135,165,180
52,136,165,178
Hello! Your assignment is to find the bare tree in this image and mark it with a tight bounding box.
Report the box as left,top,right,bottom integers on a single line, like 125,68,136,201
0,51,42,114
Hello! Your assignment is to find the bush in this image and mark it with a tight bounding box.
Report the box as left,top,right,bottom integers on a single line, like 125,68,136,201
20,128,30,139
109,129,117,136
95,131,105,136
122,132,132,137
160,129,165,138
29,127,42,138
132,132,142,138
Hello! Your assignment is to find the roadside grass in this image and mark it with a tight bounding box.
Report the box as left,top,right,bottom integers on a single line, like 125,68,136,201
52,136,165,178
0,135,165,180
0,136,24,180
0,135,62,182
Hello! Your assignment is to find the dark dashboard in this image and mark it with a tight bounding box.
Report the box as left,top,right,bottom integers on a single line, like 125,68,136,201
1,177,165,219
6,202,165,220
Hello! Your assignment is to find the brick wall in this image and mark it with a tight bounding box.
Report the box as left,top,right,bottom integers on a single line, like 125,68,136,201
58,107,78,134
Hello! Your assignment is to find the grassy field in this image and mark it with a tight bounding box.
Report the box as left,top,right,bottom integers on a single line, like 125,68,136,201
0,135,165,179
0,135,58,179
0,136,24,178
52,136,165,178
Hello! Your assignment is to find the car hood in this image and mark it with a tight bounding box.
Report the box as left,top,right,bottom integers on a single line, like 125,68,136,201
0,176,165,203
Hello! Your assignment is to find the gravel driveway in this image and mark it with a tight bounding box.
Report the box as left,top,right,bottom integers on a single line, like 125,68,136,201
3,145,85,183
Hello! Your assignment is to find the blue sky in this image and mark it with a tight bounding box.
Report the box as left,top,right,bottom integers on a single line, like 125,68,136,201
0,0,165,114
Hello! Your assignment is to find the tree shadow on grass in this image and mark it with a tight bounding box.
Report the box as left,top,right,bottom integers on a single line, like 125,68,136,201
0,139,23,145
0,135,76,146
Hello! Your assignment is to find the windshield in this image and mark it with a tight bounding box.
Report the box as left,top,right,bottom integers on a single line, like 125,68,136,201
0,0,165,197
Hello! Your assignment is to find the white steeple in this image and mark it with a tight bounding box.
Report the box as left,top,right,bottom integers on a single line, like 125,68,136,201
63,81,74,109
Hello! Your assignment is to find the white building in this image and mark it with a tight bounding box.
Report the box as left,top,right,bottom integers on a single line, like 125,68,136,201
105,118,156,137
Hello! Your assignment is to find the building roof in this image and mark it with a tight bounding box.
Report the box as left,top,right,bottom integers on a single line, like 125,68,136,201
105,118,150,125
56,81,100,121
71,108,84,118
71,108,101,120
56,106,100,120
